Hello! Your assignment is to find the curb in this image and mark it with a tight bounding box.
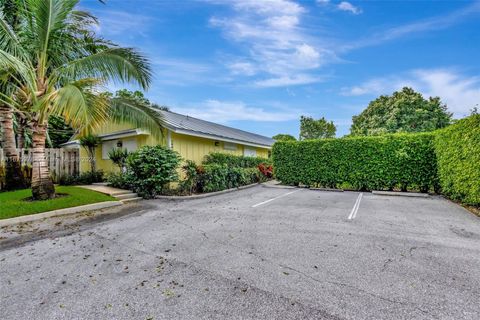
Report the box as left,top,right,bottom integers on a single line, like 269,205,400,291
309,187,344,192
0,201,123,228
155,183,260,200
261,183,296,189
372,190,429,198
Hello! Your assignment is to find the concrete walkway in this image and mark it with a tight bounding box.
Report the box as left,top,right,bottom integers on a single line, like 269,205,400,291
78,184,142,203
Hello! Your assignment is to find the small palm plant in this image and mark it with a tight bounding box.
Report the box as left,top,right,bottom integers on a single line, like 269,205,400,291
108,148,129,172
79,135,102,173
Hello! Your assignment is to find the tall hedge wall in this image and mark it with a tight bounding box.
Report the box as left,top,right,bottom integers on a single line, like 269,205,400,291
272,133,438,192
434,115,480,206
203,152,271,168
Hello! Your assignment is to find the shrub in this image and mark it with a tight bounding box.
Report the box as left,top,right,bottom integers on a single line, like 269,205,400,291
179,160,199,194
58,171,104,186
273,133,438,192
108,148,129,171
434,115,480,206
196,164,260,193
203,152,271,168
126,145,181,198
106,172,133,190
258,163,273,179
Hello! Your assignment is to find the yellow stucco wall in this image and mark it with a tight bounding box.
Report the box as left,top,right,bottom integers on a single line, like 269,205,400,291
79,125,270,173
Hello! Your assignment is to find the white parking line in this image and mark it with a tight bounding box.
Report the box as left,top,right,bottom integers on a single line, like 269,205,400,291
347,193,363,220
251,190,300,208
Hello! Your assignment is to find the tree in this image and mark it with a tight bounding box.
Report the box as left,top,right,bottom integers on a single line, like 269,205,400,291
80,135,102,173
299,116,336,140
113,89,170,111
273,134,296,142
48,116,75,148
0,0,161,200
350,87,452,136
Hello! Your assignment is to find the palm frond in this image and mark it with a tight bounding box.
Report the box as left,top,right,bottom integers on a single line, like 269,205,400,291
0,9,26,58
48,82,110,134
54,47,152,89
109,96,164,139
0,49,37,94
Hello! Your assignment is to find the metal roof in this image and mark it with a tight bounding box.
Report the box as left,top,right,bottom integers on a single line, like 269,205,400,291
159,110,275,148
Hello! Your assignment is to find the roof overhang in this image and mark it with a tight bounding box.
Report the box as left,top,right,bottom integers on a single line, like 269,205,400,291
60,129,149,148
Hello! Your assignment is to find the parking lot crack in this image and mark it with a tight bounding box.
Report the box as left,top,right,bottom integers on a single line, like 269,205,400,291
278,264,431,316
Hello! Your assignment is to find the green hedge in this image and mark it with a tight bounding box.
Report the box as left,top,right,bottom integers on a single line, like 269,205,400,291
434,115,480,206
197,164,262,193
272,133,438,192
203,152,271,168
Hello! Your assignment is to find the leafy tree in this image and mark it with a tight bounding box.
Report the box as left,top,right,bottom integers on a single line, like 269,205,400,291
350,87,452,136
299,116,336,140
48,116,75,148
113,89,170,111
273,134,296,141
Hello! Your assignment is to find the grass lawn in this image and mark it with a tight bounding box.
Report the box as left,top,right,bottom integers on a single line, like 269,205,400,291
0,186,115,220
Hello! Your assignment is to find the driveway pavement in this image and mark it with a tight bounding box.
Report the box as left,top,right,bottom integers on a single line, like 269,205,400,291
1,185,479,319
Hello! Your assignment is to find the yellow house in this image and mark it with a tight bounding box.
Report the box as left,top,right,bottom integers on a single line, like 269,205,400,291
61,110,274,173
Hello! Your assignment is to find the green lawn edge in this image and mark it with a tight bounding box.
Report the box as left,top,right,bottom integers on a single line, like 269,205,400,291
0,186,116,220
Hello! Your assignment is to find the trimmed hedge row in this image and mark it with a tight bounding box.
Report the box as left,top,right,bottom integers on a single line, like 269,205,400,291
197,164,263,193
203,152,271,168
272,133,438,192
434,115,480,206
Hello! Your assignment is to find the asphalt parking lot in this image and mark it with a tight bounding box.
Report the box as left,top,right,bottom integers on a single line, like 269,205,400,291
1,185,480,319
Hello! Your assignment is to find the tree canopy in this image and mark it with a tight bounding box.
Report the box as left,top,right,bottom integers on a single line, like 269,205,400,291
350,87,452,136
299,116,336,140
273,134,296,142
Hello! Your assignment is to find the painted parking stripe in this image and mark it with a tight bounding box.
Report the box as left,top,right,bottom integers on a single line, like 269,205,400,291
347,193,363,220
251,190,300,208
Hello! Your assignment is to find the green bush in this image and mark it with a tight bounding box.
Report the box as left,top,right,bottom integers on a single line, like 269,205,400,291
106,172,133,190
196,164,260,193
58,171,104,186
273,133,438,192
126,145,181,199
0,165,32,191
434,115,480,206
179,160,198,194
203,152,271,168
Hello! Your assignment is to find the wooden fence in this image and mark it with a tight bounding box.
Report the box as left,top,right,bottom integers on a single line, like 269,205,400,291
0,148,79,186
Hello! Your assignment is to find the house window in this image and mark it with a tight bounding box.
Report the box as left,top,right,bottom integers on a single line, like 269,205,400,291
224,142,237,151
244,147,257,157
102,138,137,159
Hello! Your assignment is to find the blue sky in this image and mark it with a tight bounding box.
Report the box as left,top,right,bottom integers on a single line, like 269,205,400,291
82,0,480,137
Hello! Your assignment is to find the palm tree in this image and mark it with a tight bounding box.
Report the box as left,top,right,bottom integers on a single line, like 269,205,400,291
79,135,101,173
0,0,159,199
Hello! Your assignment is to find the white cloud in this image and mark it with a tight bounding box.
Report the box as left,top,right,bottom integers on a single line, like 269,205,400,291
337,2,362,15
228,61,257,76
341,69,480,117
93,10,153,36
344,1,480,50
151,58,213,85
172,99,300,123
255,75,321,88
208,0,331,87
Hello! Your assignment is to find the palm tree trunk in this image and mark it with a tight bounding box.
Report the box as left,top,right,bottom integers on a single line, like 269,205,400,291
0,104,27,190
31,120,55,200
16,117,26,149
